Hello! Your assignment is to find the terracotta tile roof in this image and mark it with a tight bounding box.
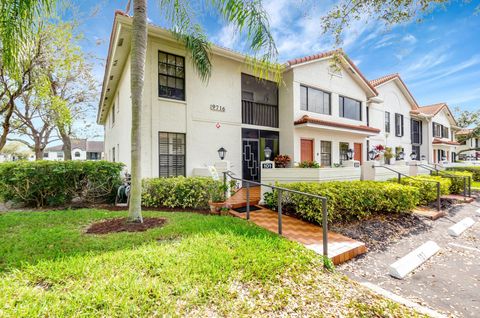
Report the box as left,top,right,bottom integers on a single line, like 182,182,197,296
285,49,340,67
369,73,399,87
285,49,378,96
369,73,419,109
411,102,458,126
432,138,460,146
294,115,380,134
418,103,447,116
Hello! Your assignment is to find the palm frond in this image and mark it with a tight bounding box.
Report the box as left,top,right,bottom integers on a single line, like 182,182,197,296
160,0,281,83
161,0,212,82
0,0,54,73
211,0,281,83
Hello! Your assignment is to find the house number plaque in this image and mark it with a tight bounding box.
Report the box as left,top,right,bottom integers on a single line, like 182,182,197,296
210,104,225,112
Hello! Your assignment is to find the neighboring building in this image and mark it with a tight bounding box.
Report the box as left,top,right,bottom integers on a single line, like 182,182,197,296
283,52,380,169
98,11,464,182
44,139,104,161
368,73,425,161
410,103,460,163
456,129,480,160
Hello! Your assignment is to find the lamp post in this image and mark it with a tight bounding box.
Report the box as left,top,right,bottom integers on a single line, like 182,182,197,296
410,152,417,161
347,148,353,160
264,147,272,161
368,150,376,161
217,147,227,160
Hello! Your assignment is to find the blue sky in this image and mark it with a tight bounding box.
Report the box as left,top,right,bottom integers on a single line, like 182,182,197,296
71,0,480,134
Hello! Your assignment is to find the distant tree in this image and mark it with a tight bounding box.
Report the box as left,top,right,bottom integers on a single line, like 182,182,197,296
1,141,32,160
454,108,480,151
0,42,42,152
10,89,58,160
41,21,97,160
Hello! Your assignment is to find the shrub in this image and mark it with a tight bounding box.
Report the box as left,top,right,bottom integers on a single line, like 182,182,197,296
392,175,450,205
0,160,123,207
446,166,480,181
438,170,473,194
264,181,420,224
298,160,320,168
142,176,223,210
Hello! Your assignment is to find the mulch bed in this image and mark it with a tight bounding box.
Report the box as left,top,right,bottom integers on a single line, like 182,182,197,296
85,217,167,234
330,213,432,252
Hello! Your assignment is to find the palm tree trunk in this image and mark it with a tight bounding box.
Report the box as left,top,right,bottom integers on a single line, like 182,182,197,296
128,0,147,223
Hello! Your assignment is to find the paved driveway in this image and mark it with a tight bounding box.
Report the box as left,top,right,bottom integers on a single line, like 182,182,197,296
340,200,480,317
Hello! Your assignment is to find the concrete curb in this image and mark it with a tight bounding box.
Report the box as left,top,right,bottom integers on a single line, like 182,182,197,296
360,282,448,318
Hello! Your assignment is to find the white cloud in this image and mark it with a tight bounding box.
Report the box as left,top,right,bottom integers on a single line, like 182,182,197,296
214,24,238,48
402,34,417,45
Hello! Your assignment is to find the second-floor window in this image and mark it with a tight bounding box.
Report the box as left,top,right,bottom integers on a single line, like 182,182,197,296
158,51,185,100
395,113,404,137
385,111,390,133
339,96,361,121
411,119,422,145
300,85,331,115
433,122,449,138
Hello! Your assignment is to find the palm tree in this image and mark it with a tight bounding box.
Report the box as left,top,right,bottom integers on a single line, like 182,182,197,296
0,0,53,72
127,0,280,223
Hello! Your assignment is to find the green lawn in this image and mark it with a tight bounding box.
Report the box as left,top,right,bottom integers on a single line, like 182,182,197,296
0,209,425,317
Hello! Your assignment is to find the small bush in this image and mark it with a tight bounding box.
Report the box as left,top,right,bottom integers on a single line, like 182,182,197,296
265,181,420,224
142,176,223,210
392,175,450,205
446,166,480,181
438,170,473,194
0,160,124,207
298,161,320,168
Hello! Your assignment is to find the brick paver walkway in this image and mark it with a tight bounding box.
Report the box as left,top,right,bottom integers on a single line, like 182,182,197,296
227,188,366,264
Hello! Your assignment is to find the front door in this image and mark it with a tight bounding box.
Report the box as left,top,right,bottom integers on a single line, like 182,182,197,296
354,143,363,164
242,139,259,182
301,139,314,162
242,128,279,183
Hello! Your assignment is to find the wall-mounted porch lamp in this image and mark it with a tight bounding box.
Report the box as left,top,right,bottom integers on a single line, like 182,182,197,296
421,155,426,161
368,150,376,161
397,151,405,161
409,152,417,160
347,149,354,160
217,147,227,160
264,147,272,160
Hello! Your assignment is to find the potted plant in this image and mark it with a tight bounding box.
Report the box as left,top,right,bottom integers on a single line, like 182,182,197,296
274,154,291,168
297,160,320,168
209,183,229,214
384,147,394,165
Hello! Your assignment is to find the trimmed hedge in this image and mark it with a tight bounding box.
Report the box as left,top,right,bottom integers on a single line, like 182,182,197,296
142,176,224,210
0,160,124,207
393,175,450,205
265,181,420,224
446,166,480,181
438,170,473,194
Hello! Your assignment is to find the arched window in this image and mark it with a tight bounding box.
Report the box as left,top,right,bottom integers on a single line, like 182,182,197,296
74,151,81,158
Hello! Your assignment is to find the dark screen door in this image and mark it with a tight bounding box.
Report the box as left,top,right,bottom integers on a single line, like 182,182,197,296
242,139,259,182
